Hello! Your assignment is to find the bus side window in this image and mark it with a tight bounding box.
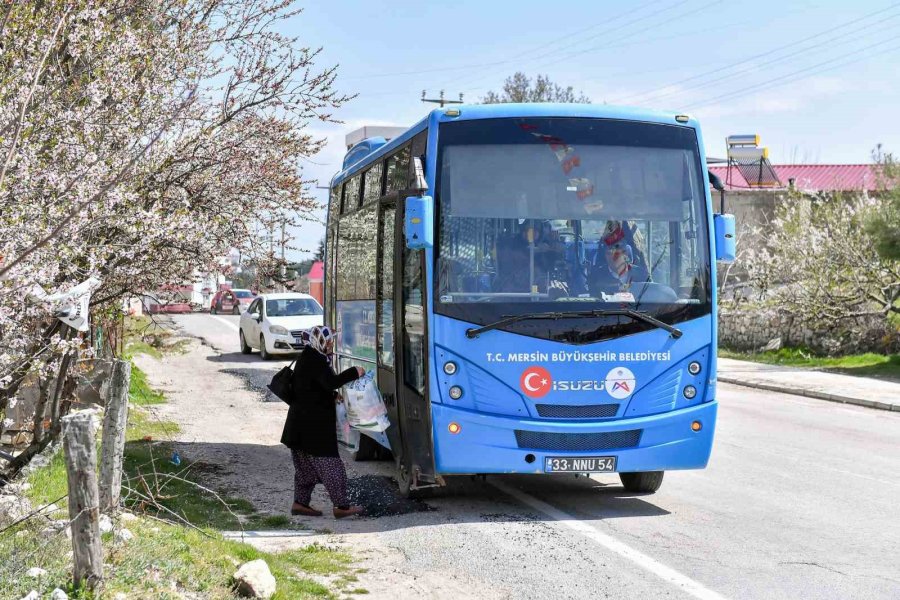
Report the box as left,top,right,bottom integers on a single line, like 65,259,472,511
401,246,426,395
386,146,410,192
329,184,342,220
378,206,396,368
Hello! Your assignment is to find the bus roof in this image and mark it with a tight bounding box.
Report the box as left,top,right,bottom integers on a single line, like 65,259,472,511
332,103,700,187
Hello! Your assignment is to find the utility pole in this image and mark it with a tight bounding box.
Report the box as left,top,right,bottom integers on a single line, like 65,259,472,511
421,90,464,108
280,220,286,292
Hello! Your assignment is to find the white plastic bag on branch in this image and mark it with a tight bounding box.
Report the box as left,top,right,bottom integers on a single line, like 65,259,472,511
343,371,390,432
28,277,101,332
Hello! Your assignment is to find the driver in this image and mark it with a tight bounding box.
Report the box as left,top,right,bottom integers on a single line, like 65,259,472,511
588,220,649,295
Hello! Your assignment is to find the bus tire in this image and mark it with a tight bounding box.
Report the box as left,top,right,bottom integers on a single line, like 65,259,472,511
396,465,433,499
619,471,664,493
352,435,380,462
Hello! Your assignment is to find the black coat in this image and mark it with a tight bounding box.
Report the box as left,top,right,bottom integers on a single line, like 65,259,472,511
280,346,360,457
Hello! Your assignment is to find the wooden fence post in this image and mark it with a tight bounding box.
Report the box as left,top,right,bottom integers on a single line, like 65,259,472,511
99,359,130,513
62,411,103,590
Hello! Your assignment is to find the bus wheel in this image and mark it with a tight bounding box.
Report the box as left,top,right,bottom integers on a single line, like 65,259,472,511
396,465,433,499
619,471,664,493
352,435,380,462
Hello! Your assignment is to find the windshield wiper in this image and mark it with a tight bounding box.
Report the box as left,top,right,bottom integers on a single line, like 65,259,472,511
465,309,683,339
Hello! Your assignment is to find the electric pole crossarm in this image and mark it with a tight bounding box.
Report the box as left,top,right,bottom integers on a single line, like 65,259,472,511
421,89,464,108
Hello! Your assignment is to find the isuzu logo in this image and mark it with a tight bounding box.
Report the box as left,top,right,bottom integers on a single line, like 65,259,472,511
520,366,552,398
519,366,637,399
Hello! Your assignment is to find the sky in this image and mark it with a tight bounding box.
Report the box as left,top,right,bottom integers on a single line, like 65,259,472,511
282,0,900,260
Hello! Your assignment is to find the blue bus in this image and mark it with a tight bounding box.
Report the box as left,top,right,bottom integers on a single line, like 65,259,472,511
326,104,735,496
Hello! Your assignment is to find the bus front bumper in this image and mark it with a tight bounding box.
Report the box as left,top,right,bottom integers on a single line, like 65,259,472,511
432,400,717,474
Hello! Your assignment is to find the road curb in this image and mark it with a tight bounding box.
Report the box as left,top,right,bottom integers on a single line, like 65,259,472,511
718,377,900,412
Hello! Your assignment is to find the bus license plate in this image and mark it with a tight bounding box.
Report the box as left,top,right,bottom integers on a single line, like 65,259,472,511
544,456,616,473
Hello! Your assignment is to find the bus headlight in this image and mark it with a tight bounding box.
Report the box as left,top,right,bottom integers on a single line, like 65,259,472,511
683,385,697,399
443,361,458,375
449,386,463,400
688,361,702,375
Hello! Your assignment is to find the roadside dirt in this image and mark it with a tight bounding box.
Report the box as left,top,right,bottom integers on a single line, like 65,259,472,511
133,335,507,600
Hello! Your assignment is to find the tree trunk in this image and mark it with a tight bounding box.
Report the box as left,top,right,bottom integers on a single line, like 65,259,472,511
63,410,103,591
6,326,75,477
49,324,74,429
0,320,62,440
99,359,130,513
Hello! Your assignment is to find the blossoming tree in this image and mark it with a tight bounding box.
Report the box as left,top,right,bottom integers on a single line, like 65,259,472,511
0,0,351,472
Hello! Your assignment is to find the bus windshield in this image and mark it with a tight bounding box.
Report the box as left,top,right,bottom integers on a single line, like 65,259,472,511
436,117,710,341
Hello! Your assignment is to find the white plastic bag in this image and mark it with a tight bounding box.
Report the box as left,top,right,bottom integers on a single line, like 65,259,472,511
335,401,359,452
344,371,390,432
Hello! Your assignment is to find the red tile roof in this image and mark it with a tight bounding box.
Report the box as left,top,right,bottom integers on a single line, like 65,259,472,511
307,261,324,281
708,164,887,192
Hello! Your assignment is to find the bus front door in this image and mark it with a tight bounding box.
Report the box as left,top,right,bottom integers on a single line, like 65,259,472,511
376,199,437,494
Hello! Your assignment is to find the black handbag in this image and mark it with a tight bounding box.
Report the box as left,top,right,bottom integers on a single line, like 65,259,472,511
268,357,298,404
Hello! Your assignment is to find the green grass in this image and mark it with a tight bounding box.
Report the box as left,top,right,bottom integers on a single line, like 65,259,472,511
720,348,900,382
1,510,353,599
118,366,301,532
124,315,188,359
129,365,167,406
6,362,357,599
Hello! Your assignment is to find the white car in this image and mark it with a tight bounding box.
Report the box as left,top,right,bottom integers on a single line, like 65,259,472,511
239,292,324,360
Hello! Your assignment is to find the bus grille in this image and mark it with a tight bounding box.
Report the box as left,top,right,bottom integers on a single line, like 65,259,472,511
535,404,619,418
514,429,641,452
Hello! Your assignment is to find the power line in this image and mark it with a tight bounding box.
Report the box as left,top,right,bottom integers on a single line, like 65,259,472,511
627,15,900,107
355,5,809,103
521,0,724,75
445,0,699,93
339,0,668,81
513,0,691,65
686,36,900,111
613,2,900,105
480,0,673,66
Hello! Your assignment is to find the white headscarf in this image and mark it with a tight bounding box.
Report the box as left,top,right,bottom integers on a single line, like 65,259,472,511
307,325,337,357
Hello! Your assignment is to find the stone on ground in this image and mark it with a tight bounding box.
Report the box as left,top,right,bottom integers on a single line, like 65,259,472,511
233,559,277,599
19,591,39,600
25,567,47,578
99,513,114,533
50,589,69,600
762,337,783,352
0,493,30,527
115,527,134,543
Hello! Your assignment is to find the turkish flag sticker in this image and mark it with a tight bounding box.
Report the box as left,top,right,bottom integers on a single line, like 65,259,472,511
520,366,552,398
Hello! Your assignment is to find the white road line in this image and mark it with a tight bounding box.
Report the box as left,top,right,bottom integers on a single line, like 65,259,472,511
490,480,729,600
210,315,239,331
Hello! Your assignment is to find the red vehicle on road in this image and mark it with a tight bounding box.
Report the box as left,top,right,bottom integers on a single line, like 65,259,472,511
210,288,255,315
147,302,192,314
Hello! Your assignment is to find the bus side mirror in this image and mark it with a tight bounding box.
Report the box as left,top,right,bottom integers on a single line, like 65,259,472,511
714,214,735,263
405,195,433,249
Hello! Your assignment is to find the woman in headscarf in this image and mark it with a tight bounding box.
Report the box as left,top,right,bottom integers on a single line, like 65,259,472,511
281,325,365,518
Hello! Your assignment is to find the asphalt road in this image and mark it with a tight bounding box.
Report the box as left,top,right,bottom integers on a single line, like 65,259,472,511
167,313,900,600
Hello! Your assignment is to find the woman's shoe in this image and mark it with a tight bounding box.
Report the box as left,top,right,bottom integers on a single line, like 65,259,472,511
333,505,364,519
291,503,323,517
